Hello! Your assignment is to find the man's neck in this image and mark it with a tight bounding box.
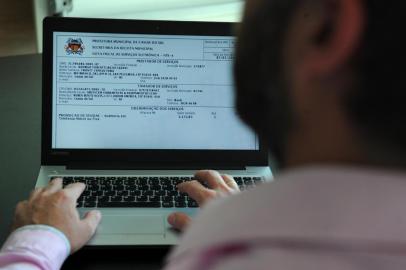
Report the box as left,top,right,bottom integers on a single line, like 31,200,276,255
283,117,368,169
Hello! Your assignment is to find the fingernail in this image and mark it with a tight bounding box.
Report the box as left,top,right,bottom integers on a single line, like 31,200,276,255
95,211,102,220
168,213,176,225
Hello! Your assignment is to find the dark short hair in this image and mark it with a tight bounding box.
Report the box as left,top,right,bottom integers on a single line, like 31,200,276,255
234,0,299,161
347,1,406,157
235,0,406,162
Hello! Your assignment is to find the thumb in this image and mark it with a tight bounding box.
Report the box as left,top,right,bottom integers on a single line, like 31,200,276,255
81,210,102,237
168,212,191,231
70,210,102,253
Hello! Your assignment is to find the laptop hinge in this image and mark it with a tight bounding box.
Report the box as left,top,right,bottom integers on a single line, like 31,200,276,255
66,163,245,171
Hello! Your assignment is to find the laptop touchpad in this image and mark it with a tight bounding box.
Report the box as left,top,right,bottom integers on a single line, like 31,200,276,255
98,215,165,235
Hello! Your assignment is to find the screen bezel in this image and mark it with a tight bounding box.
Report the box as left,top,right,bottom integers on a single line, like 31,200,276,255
42,17,268,167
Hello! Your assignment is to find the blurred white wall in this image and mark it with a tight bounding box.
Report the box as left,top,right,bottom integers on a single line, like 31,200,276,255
67,0,243,22
34,0,244,52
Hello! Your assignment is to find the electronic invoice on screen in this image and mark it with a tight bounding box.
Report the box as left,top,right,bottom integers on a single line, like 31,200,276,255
52,32,259,150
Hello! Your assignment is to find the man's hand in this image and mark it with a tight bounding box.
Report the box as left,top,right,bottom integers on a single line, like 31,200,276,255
168,170,239,231
12,178,101,253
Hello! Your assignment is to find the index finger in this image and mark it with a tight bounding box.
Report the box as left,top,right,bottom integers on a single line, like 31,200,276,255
221,174,239,191
177,181,216,205
43,178,63,194
63,182,86,201
194,170,229,192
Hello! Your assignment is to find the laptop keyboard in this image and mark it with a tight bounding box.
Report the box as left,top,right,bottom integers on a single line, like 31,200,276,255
49,176,264,208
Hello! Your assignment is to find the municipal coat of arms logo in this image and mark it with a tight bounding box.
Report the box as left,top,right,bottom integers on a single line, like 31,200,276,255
64,38,85,55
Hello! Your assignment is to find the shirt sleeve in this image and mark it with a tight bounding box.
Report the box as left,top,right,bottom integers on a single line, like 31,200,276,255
0,225,70,270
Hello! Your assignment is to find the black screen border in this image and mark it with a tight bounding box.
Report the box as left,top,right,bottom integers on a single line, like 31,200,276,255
42,17,268,168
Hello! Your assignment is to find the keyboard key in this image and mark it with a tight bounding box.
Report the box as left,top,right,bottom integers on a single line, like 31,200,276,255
174,196,186,203
162,185,174,191
98,202,161,208
87,185,99,191
160,179,171,185
138,178,148,185
124,179,135,185
105,190,115,196
138,185,149,191
98,196,109,202
125,185,136,191
101,179,111,185
114,179,124,185
84,201,96,208
86,179,97,185
149,196,161,202
91,191,103,196
84,196,97,202
129,190,141,196
187,201,199,208
155,190,166,196
235,181,243,186
136,196,148,202
100,184,112,191
175,202,186,208
168,190,179,196
144,190,154,196
173,179,183,185
150,185,162,191
163,196,173,202
117,190,129,196
123,196,135,202
254,177,263,184
244,179,253,185
111,196,122,202
162,202,174,208
113,185,125,191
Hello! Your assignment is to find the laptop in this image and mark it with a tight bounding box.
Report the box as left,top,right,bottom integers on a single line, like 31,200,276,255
35,17,272,246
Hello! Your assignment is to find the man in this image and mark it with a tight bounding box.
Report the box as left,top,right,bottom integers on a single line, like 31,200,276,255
1,0,406,269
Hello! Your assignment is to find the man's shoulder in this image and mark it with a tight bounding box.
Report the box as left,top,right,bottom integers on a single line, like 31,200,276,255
170,166,406,259
170,182,276,257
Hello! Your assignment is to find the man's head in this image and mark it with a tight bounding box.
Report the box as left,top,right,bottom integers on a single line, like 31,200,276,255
235,0,406,168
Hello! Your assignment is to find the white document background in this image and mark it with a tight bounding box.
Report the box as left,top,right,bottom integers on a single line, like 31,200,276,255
52,32,258,150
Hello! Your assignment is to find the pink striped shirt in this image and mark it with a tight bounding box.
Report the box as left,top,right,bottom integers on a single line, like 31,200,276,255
3,167,406,269
0,225,69,270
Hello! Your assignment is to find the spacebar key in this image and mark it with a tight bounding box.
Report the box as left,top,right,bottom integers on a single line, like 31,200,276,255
98,202,161,208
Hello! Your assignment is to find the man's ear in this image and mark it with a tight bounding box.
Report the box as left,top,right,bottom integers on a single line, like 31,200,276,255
299,0,365,77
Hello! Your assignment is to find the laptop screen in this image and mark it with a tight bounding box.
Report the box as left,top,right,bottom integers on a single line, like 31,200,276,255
52,32,259,150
